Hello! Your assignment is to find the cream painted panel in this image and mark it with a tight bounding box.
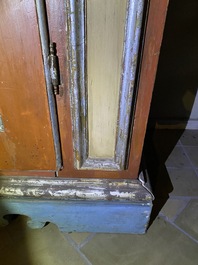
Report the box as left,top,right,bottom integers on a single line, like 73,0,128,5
87,0,127,158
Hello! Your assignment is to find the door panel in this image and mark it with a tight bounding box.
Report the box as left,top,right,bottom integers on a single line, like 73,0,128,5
46,0,168,179
0,0,56,171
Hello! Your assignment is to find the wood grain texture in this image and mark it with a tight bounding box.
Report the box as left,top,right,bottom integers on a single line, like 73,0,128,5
0,0,56,171
87,0,127,158
45,0,169,179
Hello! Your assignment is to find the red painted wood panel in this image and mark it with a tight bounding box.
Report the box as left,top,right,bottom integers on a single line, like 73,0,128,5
0,0,56,171
1,0,169,178
46,0,169,179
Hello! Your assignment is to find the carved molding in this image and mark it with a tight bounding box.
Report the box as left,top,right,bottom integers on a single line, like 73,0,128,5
66,0,145,170
0,198,152,233
0,173,153,233
0,174,152,202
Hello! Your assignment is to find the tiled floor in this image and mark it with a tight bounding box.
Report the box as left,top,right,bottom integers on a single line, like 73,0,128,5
0,130,198,265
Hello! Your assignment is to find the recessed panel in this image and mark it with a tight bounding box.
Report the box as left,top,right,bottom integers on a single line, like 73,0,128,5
87,0,127,158
67,0,144,169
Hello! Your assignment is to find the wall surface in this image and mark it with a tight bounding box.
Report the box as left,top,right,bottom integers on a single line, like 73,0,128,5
149,0,198,128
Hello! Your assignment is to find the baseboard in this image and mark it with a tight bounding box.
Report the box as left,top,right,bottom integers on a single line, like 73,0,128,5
0,174,153,234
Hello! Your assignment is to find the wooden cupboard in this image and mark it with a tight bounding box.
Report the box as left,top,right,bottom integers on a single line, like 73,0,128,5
0,0,169,233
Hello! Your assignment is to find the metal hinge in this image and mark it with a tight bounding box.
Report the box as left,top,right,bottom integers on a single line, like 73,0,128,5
48,43,60,95
0,114,5,132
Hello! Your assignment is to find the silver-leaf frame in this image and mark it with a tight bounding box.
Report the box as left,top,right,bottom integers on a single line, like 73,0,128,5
66,0,145,170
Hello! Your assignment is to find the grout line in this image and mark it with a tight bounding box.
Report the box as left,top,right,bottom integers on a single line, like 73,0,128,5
63,233,79,249
160,215,198,244
158,131,198,243
63,233,93,265
180,144,198,180
159,198,191,223
165,145,192,168
171,199,191,222
79,233,96,249
180,144,198,147
194,169,198,178
169,195,198,200
165,165,195,170
176,140,182,146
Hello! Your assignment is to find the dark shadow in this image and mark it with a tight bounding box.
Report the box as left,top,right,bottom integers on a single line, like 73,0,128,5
143,129,176,225
149,0,198,125
143,0,198,225
3,214,19,223
0,213,33,265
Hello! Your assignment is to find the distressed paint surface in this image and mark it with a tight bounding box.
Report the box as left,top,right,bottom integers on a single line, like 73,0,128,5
66,0,145,170
0,198,152,233
0,176,152,202
87,0,127,158
0,174,153,233
0,114,4,132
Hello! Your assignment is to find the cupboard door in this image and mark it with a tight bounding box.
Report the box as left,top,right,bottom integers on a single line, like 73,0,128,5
0,0,57,171
46,0,168,179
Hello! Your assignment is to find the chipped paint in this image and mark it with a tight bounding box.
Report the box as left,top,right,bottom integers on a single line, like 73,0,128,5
0,114,5,132
35,0,62,171
0,187,24,196
0,173,153,233
0,198,152,233
0,175,153,202
66,0,145,170
138,171,154,200
115,0,144,169
110,190,136,199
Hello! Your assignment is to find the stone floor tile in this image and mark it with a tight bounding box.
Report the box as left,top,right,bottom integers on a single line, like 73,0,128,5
165,146,191,168
184,146,198,168
0,227,13,251
175,199,198,241
0,216,86,265
180,130,198,146
145,129,183,165
160,198,188,221
81,217,198,265
167,168,198,196
65,232,92,246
